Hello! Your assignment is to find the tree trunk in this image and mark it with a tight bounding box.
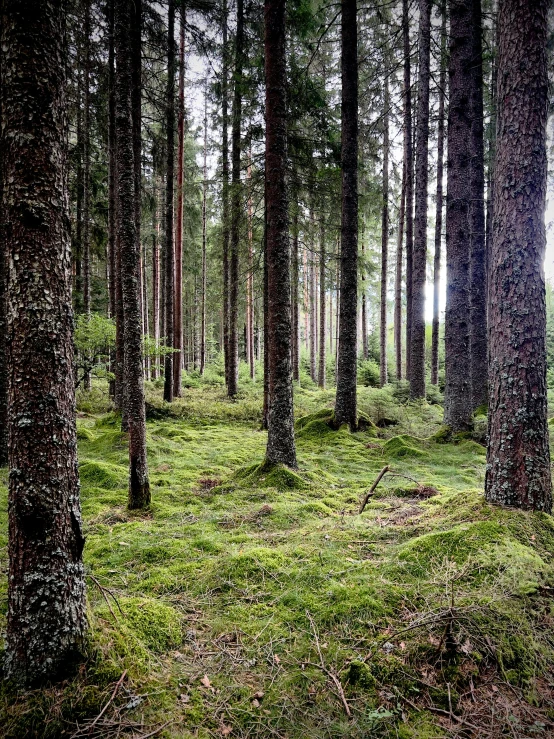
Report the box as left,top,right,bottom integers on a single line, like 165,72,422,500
2,0,87,683
82,0,92,390
444,0,473,430
262,202,269,430
200,85,208,375
228,0,244,398
361,237,368,360
335,0,358,430
0,18,7,467
431,4,446,387
292,206,300,381
309,207,316,382
163,0,175,403
485,0,551,512
394,158,406,381
318,211,326,389
264,0,296,467
469,0,487,410
221,0,230,387
115,0,150,509
380,73,389,387
173,6,185,395
403,0,413,382
246,151,255,379
152,220,160,380
107,0,117,397
409,0,430,399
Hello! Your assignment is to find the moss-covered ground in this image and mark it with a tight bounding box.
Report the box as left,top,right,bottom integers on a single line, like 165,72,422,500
1,379,554,737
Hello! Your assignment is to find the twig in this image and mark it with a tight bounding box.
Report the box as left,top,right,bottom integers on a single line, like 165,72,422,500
80,670,127,735
88,573,124,622
134,721,173,738
306,611,351,717
394,688,485,734
359,465,390,514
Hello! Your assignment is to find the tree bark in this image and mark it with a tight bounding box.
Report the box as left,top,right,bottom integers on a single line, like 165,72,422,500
380,73,389,387
82,0,92,390
227,0,244,398
163,0,175,402
469,0,487,410
318,210,326,389
200,85,208,375
221,0,230,387
444,0,473,430
402,0,413,382
0,13,7,467
246,150,255,379
409,0,430,399
394,158,406,381
309,206,316,382
152,218,160,380
335,0,358,430
173,5,185,395
107,0,117,397
485,0,551,512
2,0,87,683
264,0,296,467
431,4,446,387
292,205,300,381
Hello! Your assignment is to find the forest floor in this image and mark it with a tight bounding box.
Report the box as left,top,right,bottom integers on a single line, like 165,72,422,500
1,375,554,738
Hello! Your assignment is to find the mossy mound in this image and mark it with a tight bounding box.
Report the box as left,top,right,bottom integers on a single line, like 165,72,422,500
79,460,124,490
76,425,96,442
295,407,335,430
234,459,306,490
429,425,452,443
383,434,428,458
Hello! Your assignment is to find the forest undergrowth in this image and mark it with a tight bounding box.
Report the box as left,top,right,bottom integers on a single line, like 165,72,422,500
1,376,554,738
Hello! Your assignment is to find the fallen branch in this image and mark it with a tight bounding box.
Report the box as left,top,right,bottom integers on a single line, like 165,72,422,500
359,466,389,514
72,670,127,737
88,573,124,622
306,611,351,717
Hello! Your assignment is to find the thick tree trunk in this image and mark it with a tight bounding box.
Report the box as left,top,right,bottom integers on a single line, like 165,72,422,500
0,18,7,467
173,6,185,395
469,0,487,410
409,0,430,399
107,0,117,397
394,159,406,380
264,0,296,467
318,212,326,389
335,0,358,430
485,0,551,512
2,0,87,683
380,74,389,387
200,87,208,375
115,0,150,509
163,0,175,402
222,0,230,387
444,0,473,430
403,0,413,382
228,0,244,398
431,5,446,387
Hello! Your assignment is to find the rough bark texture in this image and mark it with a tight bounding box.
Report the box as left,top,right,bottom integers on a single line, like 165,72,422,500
115,0,150,509
409,0,430,399
107,0,116,321
0,9,7,467
227,0,244,398
444,0,473,430
334,0,358,430
394,159,406,381
402,0,413,382
318,213,326,389
152,212,160,380
82,0,91,319
201,87,208,375
485,0,551,512
246,154,254,380
222,0,230,386
292,206,300,382
163,0,175,403
469,0,487,410
1,0,87,683
431,5,446,387
264,0,296,467
309,207,316,382
173,6,185,395
380,75,389,388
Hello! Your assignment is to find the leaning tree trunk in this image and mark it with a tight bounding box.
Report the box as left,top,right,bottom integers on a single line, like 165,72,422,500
485,0,551,512
227,0,244,398
402,0,413,382
409,0,430,399
334,0,358,430
264,0,296,467
115,0,150,509
444,0,473,431
2,0,87,683
431,4,446,387
173,6,185,396
163,0,175,403
380,72,389,388
469,0,487,411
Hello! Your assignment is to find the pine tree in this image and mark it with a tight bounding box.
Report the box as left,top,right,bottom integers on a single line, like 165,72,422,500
485,0,551,512
174,5,186,396
1,0,87,683
164,0,176,403
380,72,389,388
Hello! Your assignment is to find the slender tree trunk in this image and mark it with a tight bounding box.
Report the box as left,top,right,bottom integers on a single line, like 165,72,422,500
141,240,149,376
394,159,406,380
173,6,185,395
292,206,300,381
335,0,358,430
264,0,296,467
361,242,368,360
403,0,413,381
221,0,230,386
409,0,430,399
163,0,175,402
200,86,208,375
486,0,551,511
115,0,150,509
246,151,255,379
82,0,92,390
318,210,326,388
131,0,143,381
303,244,309,362
262,201,269,430
469,0,487,410
2,0,87,683
152,222,160,380
309,207,316,382
227,0,244,397
444,0,473,430
107,0,117,397
431,5,446,387
380,74,389,387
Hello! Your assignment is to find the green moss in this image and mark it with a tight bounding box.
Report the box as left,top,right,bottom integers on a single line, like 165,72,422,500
429,425,452,443
76,425,96,442
79,460,124,490
234,459,307,489
383,435,429,458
